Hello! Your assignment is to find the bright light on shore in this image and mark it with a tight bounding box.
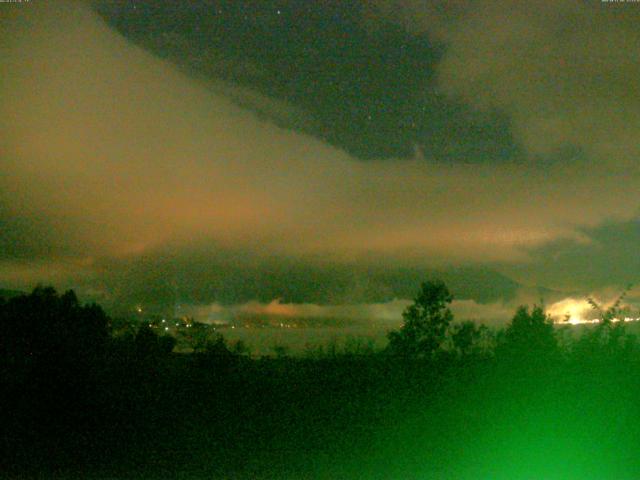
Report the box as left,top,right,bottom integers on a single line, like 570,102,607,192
566,317,600,325
546,297,639,325
547,298,594,325
560,317,639,325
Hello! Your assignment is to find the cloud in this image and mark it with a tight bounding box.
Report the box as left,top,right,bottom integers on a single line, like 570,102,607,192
373,0,640,166
174,296,518,328
449,299,515,325
183,298,410,325
0,2,637,302
501,220,640,291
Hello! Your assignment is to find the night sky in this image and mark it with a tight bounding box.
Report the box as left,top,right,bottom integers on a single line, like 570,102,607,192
1,1,639,321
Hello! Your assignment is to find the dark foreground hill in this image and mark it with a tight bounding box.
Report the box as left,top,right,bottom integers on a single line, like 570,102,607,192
2,286,640,480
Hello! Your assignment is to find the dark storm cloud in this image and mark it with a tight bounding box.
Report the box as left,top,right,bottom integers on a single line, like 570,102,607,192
372,0,640,165
502,220,640,292
95,242,524,307
93,0,520,162
0,1,638,309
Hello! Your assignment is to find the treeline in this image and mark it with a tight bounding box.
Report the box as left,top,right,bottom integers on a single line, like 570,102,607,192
386,280,639,365
2,284,640,479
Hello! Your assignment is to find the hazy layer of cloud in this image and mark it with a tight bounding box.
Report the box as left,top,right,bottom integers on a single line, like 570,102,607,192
184,298,410,325
180,297,517,327
0,2,638,303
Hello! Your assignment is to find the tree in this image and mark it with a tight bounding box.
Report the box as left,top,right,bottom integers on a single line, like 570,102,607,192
387,280,453,359
204,333,234,359
499,305,558,361
134,323,176,360
587,285,632,326
451,320,489,357
576,286,636,360
0,286,110,368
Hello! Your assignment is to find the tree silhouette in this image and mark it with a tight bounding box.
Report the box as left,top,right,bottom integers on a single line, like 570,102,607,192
587,284,632,325
0,286,109,370
387,279,453,359
204,333,234,359
577,286,636,360
450,320,489,357
134,323,176,361
499,305,558,361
